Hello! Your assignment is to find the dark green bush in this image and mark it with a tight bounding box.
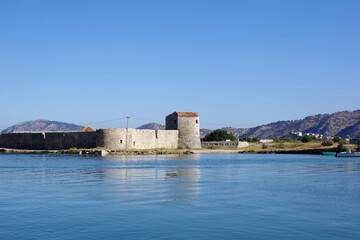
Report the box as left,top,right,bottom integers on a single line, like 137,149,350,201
301,135,312,143
203,129,236,141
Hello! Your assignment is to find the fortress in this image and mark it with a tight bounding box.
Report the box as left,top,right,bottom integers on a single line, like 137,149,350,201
0,112,201,150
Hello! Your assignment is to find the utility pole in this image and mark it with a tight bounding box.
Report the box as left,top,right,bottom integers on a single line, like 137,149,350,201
126,117,130,149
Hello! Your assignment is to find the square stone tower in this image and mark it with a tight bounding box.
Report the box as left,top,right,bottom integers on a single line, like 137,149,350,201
166,112,201,148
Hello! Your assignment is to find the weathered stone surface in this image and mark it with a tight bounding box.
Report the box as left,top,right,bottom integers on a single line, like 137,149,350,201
96,128,178,149
0,111,202,150
0,132,96,150
166,112,201,148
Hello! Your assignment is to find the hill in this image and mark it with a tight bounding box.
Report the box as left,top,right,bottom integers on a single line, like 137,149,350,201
136,110,360,138
229,110,360,138
137,123,165,130
4,110,359,138
1,120,84,133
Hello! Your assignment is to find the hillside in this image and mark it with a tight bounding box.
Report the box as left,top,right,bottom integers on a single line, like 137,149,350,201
137,110,360,138
137,123,165,130
2,120,84,133
231,110,360,138
4,110,359,138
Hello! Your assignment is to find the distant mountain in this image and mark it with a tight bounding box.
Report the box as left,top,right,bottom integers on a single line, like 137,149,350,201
137,110,360,138
137,123,165,130
5,110,359,138
229,110,360,138
1,120,84,133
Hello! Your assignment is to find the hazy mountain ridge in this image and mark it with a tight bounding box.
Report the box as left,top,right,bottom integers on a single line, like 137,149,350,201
136,123,165,130
3,110,359,138
2,120,84,133
138,110,360,138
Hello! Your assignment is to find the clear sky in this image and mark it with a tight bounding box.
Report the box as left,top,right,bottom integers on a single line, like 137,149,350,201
1,0,359,130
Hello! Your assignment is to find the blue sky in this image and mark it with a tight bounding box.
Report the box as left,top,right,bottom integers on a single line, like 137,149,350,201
1,0,359,130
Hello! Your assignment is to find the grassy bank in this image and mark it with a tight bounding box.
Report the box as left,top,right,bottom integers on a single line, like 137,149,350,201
240,142,338,154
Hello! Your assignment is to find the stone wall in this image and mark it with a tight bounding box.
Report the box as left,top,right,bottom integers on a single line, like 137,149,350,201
0,132,96,150
165,112,201,148
96,128,178,149
201,141,249,149
165,113,178,130
177,116,201,148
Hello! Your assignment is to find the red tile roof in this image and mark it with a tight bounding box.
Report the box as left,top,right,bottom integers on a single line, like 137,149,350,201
80,126,95,132
175,112,199,117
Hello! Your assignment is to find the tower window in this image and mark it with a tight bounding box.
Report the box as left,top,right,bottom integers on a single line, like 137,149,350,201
133,141,136,146
196,120,198,124
120,140,123,144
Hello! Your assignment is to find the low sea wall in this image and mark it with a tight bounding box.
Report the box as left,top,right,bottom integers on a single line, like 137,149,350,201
0,132,96,150
201,141,249,149
96,128,178,149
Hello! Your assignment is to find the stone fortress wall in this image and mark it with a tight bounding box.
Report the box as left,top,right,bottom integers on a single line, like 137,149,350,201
96,128,178,149
0,112,203,150
0,129,178,150
0,132,96,150
166,112,201,148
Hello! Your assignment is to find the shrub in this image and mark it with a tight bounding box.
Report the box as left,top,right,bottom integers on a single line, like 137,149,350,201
337,141,347,152
321,139,334,146
301,135,312,143
333,136,341,143
203,129,236,141
239,136,252,142
271,137,281,143
262,144,268,149
277,143,285,149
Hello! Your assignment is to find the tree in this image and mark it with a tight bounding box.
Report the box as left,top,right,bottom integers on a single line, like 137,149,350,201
202,129,236,141
239,135,251,142
333,136,341,143
301,135,312,143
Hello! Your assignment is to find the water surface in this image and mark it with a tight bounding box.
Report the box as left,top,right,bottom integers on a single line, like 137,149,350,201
0,153,359,239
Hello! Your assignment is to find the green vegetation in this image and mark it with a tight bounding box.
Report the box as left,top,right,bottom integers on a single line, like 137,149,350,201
202,129,236,141
333,136,341,142
239,136,259,142
301,135,313,143
270,137,281,143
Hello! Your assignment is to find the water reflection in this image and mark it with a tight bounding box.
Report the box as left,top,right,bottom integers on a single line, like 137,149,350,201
100,154,202,204
165,168,201,203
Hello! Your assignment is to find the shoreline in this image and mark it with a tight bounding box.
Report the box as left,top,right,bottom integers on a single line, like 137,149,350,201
0,147,336,156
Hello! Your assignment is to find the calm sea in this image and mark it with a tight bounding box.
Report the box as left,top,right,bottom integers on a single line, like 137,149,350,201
0,153,359,239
